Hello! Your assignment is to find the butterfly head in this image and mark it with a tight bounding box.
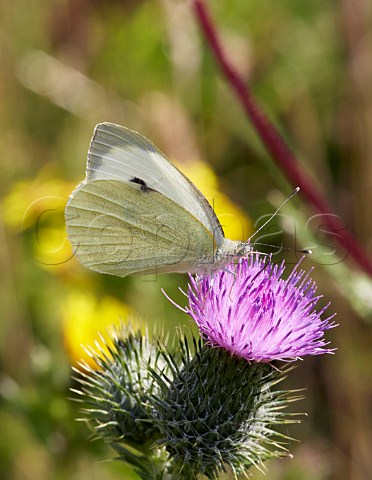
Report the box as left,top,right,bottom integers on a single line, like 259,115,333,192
216,239,252,265
234,241,253,258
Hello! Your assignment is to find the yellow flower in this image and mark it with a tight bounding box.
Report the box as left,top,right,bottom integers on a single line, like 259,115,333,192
62,291,138,368
3,168,76,273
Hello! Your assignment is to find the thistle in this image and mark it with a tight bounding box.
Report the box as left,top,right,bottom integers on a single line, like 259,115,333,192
181,255,337,362
72,331,170,478
73,256,336,479
149,339,300,479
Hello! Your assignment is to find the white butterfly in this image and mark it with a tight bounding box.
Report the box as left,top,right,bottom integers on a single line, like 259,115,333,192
65,122,251,277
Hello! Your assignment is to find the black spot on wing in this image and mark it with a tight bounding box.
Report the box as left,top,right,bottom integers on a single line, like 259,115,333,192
130,176,155,193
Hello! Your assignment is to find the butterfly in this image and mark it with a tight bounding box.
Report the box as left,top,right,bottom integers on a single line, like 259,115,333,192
65,122,252,277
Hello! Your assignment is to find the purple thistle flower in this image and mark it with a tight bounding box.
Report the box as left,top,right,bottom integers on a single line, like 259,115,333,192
177,255,337,362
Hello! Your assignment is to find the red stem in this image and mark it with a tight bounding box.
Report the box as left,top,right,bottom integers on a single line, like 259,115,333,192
192,0,372,277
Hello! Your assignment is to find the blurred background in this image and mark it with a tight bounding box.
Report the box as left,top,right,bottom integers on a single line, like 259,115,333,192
1,1,372,479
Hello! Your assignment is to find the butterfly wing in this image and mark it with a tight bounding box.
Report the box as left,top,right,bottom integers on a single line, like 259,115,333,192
85,123,224,244
65,179,216,276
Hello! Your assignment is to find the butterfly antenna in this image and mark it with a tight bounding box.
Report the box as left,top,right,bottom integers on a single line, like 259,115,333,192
252,241,312,255
246,187,300,245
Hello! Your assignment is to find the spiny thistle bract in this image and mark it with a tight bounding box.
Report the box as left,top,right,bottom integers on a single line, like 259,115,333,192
149,339,300,479
72,330,170,478
73,328,302,479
